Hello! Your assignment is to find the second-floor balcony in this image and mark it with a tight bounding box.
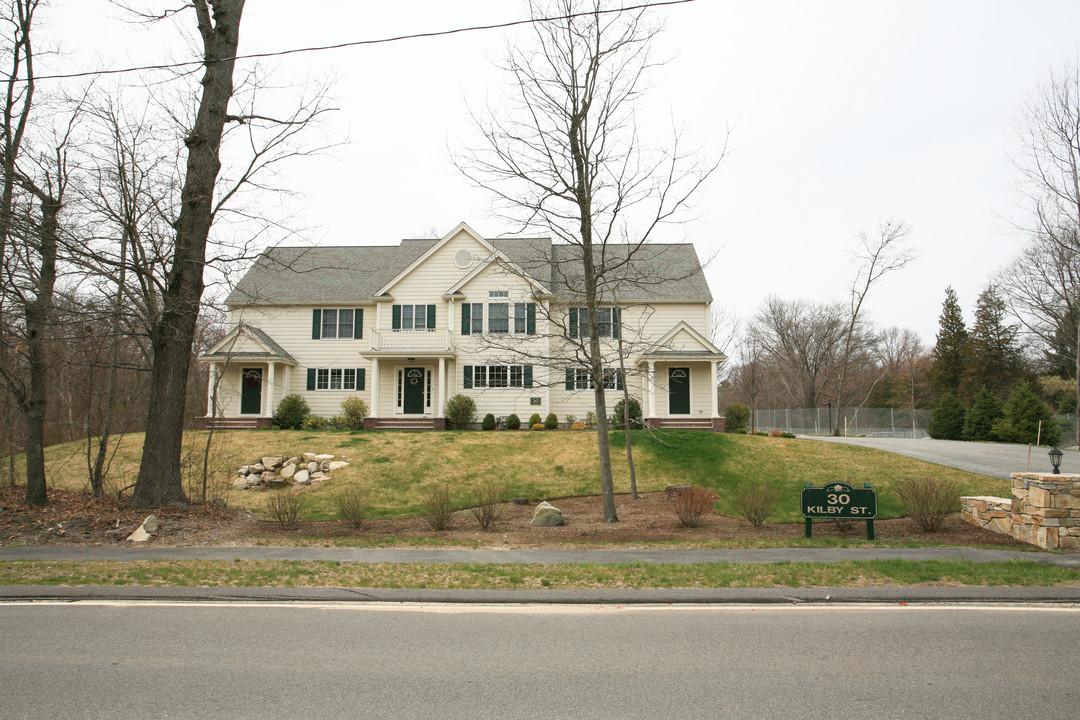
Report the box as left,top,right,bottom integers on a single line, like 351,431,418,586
370,328,455,352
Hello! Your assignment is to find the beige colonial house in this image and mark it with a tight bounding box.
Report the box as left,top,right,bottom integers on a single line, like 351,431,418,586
198,222,726,430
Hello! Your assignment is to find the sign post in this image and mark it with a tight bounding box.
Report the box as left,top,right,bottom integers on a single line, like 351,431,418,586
801,481,877,540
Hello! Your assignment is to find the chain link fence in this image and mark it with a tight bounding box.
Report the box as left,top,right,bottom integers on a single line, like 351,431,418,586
753,407,932,438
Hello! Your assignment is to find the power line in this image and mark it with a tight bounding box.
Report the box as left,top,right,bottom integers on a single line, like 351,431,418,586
29,0,697,83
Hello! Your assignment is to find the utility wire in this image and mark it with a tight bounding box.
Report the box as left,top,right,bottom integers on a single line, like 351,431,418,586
28,0,697,83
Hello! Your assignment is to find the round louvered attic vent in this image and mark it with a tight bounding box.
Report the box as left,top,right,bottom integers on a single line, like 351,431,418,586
454,249,473,268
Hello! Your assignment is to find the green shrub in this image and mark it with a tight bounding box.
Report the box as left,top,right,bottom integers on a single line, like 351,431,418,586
482,413,497,430
421,484,458,531
780,432,796,439
339,396,369,430
928,392,966,440
610,397,643,430
302,414,332,430
331,485,368,527
264,489,307,528
506,413,521,430
529,413,543,427
731,479,781,527
544,412,559,430
445,394,477,430
993,383,1061,446
584,411,597,428
963,387,1004,441
894,477,960,532
274,394,310,430
724,403,750,433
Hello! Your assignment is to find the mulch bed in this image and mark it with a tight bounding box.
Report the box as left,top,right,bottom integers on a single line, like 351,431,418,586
0,487,1037,550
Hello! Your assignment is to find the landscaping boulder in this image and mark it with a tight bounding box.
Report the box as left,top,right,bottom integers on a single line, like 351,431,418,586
307,461,319,473
260,471,276,483
311,471,325,480
315,454,334,462
125,514,158,542
294,469,311,485
531,501,565,527
302,452,319,462
280,463,297,479
233,477,249,490
262,456,283,469
328,461,349,471
238,466,250,476
246,476,261,488
142,514,159,533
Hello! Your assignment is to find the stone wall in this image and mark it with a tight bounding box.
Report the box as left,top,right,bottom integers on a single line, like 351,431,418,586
961,473,1080,551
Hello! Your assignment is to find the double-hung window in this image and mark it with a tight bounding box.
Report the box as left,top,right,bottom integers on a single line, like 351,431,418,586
568,367,623,391
314,308,355,339
568,307,619,339
309,367,366,391
464,364,532,389
393,304,435,330
488,291,509,334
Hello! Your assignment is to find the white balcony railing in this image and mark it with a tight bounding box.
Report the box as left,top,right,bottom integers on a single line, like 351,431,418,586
371,328,455,352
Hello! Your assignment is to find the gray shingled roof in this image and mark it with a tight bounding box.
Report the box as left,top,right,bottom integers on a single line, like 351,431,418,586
226,237,711,306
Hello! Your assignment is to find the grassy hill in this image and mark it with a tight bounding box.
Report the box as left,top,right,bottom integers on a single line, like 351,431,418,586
8,429,1008,523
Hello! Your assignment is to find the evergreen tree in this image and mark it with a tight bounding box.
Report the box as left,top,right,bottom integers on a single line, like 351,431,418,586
993,383,1062,446
930,287,970,399
1043,305,1079,380
963,386,1004,441
928,392,966,440
962,284,1025,401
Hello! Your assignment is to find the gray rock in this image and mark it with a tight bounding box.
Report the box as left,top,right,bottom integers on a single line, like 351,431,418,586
141,514,159,533
307,462,319,473
126,526,151,543
302,452,319,462
280,463,297,479
311,471,325,480
294,469,310,485
261,456,283,469
233,477,249,490
264,477,289,487
260,471,276,483
530,501,565,527
250,463,266,474
238,466,250,476
315,454,334,462
320,460,331,472
246,476,261,488
512,497,530,505
328,461,349,471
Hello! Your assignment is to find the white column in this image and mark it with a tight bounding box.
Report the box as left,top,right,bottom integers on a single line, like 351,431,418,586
648,361,656,418
265,362,276,417
206,362,218,417
371,358,380,419
438,357,446,417
710,360,718,417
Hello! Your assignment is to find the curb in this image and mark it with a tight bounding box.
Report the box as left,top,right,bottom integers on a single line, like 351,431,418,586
2,585,1079,605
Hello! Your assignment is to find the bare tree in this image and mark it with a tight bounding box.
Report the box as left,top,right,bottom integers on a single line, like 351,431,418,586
459,0,716,522
1014,60,1080,443
831,220,913,433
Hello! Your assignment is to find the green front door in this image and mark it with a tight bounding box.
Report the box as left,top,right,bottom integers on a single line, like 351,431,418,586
403,367,426,414
668,367,690,415
240,368,263,415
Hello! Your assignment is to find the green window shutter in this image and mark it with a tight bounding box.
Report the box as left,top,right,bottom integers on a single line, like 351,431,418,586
616,370,624,391
392,305,401,330
354,309,363,339
612,307,620,339
461,303,471,335
565,369,574,390
427,304,436,329
307,368,316,391
527,303,536,334
524,365,533,388
358,368,366,391
311,309,322,339
463,365,473,389
569,308,577,338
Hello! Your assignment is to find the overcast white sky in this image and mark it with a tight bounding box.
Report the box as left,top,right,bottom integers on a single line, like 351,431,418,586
41,0,1080,347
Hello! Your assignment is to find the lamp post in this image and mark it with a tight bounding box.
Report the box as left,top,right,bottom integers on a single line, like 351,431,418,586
1049,447,1063,475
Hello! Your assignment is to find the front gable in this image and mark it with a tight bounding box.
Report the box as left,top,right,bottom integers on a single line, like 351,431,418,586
376,222,495,299
199,323,297,365
641,321,725,359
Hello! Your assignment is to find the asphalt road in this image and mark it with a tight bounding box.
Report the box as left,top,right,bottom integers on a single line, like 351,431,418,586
804,436,1079,480
2,601,1077,719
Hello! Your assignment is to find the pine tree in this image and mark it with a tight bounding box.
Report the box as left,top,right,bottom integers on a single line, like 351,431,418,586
930,287,970,399
993,383,1062,446
963,386,1004,441
962,284,1025,401
928,392,966,440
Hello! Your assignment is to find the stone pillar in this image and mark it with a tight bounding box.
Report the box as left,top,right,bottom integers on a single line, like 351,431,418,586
1010,472,1080,550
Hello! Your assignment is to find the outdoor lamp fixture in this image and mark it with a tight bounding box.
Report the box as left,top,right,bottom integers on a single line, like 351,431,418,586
1049,447,1064,475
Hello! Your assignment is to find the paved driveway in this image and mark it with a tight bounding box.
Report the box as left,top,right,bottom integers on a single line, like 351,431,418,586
803,436,1077,480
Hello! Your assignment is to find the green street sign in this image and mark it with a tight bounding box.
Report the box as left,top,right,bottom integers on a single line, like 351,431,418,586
801,481,877,519
801,481,877,540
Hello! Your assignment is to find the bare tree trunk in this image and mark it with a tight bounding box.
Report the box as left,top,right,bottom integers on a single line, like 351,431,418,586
91,237,127,497
132,0,244,508
617,331,637,499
